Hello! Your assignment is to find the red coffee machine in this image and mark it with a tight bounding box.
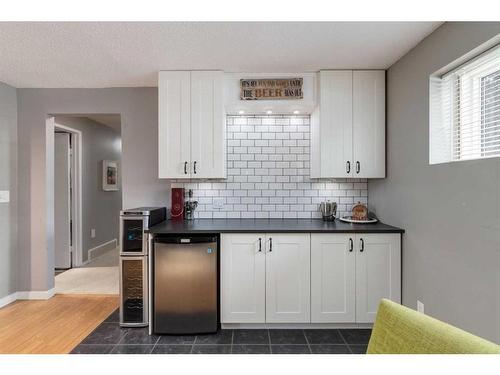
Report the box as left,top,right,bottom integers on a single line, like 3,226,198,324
171,188,185,221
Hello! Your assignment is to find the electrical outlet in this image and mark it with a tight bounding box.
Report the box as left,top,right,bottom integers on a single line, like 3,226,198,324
417,300,425,314
0,190,10,203
91,229,96,238
213,197,224,209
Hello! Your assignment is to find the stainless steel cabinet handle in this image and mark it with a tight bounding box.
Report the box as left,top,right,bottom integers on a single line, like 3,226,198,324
356,161,360,174
360,238,364,252
258,237,262,252
269,237,272,252
349,238,353,252
184,161,188,174
194,161,197,174
346,161,351,174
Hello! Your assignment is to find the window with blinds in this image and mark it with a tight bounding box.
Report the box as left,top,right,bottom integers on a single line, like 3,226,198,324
430,45,500,164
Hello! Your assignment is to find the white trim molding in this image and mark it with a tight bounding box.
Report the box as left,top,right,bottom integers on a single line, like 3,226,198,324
0,293,18,309
52,119,83,268
0,288,56,308
87,238,118,262
16,288,56,300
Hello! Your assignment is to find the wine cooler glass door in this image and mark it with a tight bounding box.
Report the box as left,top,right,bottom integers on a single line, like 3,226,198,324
120,257,148,326
121,217,147,255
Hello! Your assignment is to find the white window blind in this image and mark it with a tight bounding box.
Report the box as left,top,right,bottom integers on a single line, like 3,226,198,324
430,45,500,164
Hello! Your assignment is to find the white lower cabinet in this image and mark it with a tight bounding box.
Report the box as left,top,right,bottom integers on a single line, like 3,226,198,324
221,233,310,323
265,234,310,323
311,234,356,323
221,232,401,325
355,233,401,323
311,233,401,324
221,234,266,323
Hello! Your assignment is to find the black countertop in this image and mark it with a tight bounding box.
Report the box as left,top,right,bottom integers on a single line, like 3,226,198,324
146,219,404,234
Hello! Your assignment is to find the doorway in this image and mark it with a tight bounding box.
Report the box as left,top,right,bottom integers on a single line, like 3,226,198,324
49,115,122,295
52,121,83,273
54,130,75,272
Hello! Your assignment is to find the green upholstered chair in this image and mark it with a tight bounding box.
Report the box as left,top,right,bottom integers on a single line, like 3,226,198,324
367,299,500,354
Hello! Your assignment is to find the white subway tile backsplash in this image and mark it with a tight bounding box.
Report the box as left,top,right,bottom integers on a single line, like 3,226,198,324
174,115,368,218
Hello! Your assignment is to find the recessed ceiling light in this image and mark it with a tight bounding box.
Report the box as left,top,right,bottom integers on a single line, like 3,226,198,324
293,110,300,114
238,110,245,115
266,110,273,115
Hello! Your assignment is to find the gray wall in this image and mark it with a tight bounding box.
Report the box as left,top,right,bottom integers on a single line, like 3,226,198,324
17,88,169,292
369,22,500,343
55,116,122,262
0,82,17,299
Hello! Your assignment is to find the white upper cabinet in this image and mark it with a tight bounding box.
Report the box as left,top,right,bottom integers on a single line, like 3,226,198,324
311,70,386,179
158,71,225,179
311,71,353,178
158,71,191,179
353,71,386,178
190,71,225,179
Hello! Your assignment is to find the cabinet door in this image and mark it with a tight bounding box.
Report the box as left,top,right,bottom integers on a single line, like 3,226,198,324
311,234,355,323
221,234,266,323
353,71,386,178
356,233,401,323
265,234,311,323
158,71,191,178
315,70,353,178
190,71,226,179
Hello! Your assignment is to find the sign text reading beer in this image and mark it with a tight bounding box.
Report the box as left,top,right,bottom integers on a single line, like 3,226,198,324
240,78,303,100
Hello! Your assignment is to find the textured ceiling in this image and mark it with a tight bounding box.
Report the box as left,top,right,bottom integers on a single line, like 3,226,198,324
0,22,442,88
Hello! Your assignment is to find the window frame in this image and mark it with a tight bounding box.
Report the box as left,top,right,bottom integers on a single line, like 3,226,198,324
430,41,500,165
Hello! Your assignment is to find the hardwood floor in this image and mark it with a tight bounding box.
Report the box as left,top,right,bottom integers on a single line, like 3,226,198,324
0,294,119,354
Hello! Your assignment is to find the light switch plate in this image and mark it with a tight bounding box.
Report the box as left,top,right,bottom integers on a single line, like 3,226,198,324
0,190,10,203
213,198,224,209
417,300,425,314
91,229,96,238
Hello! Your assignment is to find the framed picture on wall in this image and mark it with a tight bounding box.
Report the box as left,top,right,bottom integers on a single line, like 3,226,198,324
102,160,119,191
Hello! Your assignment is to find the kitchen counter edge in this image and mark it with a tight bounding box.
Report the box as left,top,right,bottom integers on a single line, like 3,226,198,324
145,219,404,234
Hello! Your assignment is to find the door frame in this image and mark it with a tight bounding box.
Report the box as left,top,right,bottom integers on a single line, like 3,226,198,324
48,117,84,267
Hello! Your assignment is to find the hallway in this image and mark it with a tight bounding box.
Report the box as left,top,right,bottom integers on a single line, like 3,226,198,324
55,248,119,295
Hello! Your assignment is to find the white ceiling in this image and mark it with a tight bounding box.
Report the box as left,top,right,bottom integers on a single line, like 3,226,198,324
56,114,121,132
86,114,121,132
0,22,442,88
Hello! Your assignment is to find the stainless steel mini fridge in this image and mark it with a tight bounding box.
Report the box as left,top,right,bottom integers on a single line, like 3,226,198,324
153,235,218,335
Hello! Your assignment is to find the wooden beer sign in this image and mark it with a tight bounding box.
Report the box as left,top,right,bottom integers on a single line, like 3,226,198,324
240,78,303,100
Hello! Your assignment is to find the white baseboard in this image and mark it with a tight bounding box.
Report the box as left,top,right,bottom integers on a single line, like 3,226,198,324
221,322,374,329
0,288,56,309
16,288,56,300
0,292,18,308
88,238,118,261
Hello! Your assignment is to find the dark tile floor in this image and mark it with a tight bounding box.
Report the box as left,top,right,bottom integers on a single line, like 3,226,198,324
71,310,370,354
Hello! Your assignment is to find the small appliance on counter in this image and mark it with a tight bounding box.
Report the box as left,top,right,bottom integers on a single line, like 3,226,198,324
184,189,198,220
170,188,185,221
153,234,219,334
119,207,166,327
319,200,337,221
